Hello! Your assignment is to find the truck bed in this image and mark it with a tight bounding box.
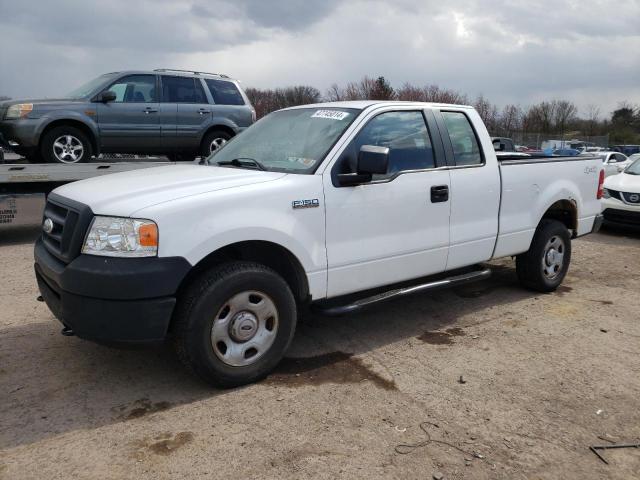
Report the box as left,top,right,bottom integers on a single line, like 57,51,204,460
494,154,602,258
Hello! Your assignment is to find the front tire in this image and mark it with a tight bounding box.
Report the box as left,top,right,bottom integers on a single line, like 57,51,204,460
172,262,297,388
516,219,571,292
200,129,232,158
41,126,92,164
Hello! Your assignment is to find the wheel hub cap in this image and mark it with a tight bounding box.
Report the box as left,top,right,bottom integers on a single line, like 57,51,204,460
53,135,83,163
542,236,565,280
229,311,258,342
210,290,279,367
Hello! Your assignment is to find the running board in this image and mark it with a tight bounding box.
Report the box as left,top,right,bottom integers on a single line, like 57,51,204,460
317,268,492,316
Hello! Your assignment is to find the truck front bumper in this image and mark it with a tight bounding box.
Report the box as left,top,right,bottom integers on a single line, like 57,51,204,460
34,238,191,344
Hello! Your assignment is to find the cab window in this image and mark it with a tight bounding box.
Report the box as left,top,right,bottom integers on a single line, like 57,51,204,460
337,111,435,180
442,111,483,166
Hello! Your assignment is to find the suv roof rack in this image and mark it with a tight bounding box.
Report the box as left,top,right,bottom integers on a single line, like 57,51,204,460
154,69,230,78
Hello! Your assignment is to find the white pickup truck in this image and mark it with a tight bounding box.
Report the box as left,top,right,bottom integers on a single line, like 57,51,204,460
34,101,604,387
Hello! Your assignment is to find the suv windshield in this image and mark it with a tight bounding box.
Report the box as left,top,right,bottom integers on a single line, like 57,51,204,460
208,107,359,173
625,158,640,175
64,73,119,99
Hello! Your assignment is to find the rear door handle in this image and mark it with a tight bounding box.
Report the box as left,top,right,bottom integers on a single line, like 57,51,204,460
143,107,158,114
430,185,449,203
198,108,211,115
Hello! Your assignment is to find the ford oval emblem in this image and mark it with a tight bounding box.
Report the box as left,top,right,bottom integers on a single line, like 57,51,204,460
43,218,54,234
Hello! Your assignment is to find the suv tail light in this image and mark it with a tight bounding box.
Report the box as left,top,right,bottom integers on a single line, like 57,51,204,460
251,108,257,123
597,169,605,199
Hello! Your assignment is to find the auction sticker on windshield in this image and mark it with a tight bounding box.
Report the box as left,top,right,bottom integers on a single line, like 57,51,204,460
311,110,350,120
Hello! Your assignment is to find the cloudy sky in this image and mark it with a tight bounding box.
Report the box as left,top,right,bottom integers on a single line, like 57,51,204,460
0,0,638,116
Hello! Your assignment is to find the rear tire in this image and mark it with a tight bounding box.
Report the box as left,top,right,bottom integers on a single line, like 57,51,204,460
201,129,232,158
41,126,92,164
516,219,571,292
172,262,297,388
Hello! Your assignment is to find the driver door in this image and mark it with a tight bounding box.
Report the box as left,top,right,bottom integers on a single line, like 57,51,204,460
96,74,161,152
323,109,451,297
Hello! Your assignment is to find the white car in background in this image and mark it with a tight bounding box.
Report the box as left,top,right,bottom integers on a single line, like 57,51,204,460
597,151,630,177
602,157,640,228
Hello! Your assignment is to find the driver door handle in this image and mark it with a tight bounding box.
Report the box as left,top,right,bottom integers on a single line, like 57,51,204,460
430,185,449,203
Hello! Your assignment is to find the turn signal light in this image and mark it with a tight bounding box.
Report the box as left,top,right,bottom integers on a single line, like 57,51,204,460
139,223,158,247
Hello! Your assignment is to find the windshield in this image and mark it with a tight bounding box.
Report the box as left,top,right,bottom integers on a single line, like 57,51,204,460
625,158,640,175
208,107,360,173
64,73,119,99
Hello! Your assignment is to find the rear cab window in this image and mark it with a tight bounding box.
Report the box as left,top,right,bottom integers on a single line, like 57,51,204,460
441,111,483,166
205,79,245,105
161,76,207,103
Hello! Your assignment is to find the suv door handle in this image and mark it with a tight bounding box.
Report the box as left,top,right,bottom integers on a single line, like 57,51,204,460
430,185,449,203
198,108,211,115
143,107,158,114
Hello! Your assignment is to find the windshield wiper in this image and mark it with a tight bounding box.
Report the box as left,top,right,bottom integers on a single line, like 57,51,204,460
214,157,267,171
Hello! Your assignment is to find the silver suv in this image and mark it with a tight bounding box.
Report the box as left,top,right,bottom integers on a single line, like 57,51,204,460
0,69,255,163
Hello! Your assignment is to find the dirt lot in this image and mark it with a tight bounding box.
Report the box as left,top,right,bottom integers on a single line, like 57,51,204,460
1,226,639,480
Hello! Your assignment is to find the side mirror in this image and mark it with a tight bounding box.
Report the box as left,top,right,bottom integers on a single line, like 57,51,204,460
336,145,389,186
493,141,504,152
97,90,117,103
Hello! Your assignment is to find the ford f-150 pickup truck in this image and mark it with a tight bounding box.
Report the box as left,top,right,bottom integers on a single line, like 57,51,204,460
33,101,605,387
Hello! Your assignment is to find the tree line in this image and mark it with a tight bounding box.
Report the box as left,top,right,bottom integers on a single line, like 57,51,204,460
245,76,640,144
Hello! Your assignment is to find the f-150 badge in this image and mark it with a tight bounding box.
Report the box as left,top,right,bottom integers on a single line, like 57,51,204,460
292,199,319,209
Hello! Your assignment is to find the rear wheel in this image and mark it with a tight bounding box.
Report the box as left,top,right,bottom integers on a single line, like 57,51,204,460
172,262,297,388
201,129,232,158
516,219,571,292
41,126,93,164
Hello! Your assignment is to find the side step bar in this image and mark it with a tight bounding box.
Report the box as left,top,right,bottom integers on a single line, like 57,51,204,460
317,268,492,316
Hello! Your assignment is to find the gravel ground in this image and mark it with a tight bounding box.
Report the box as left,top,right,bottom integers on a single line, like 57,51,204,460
0,226,639,480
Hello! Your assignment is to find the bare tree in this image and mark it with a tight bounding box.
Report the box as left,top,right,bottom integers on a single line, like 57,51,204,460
498,104,522,137
584,104,601,136
474,95,499,133
553,100,578,135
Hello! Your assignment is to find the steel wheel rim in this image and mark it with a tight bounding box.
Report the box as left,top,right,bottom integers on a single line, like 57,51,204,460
211,290,279,367
53,135,84,163
542,235,565,280
209,137,227,153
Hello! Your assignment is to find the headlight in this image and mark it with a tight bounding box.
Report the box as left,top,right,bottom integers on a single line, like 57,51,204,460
82,216,158,257
5,103,33,120
602,188,611,199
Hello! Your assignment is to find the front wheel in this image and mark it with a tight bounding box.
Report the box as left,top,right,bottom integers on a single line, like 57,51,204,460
516,219,572,292
172,262,297,388
41,126,93,164
200,129,232,158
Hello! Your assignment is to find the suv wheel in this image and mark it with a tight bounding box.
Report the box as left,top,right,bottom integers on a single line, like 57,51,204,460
172,262,297,388
41,126,93,164
201,129,232,158
516,219,572,292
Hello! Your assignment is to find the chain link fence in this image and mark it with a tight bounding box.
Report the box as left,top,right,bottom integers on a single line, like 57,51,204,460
494,133,610,149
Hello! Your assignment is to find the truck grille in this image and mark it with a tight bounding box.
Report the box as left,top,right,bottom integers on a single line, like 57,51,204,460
42,193,93,264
